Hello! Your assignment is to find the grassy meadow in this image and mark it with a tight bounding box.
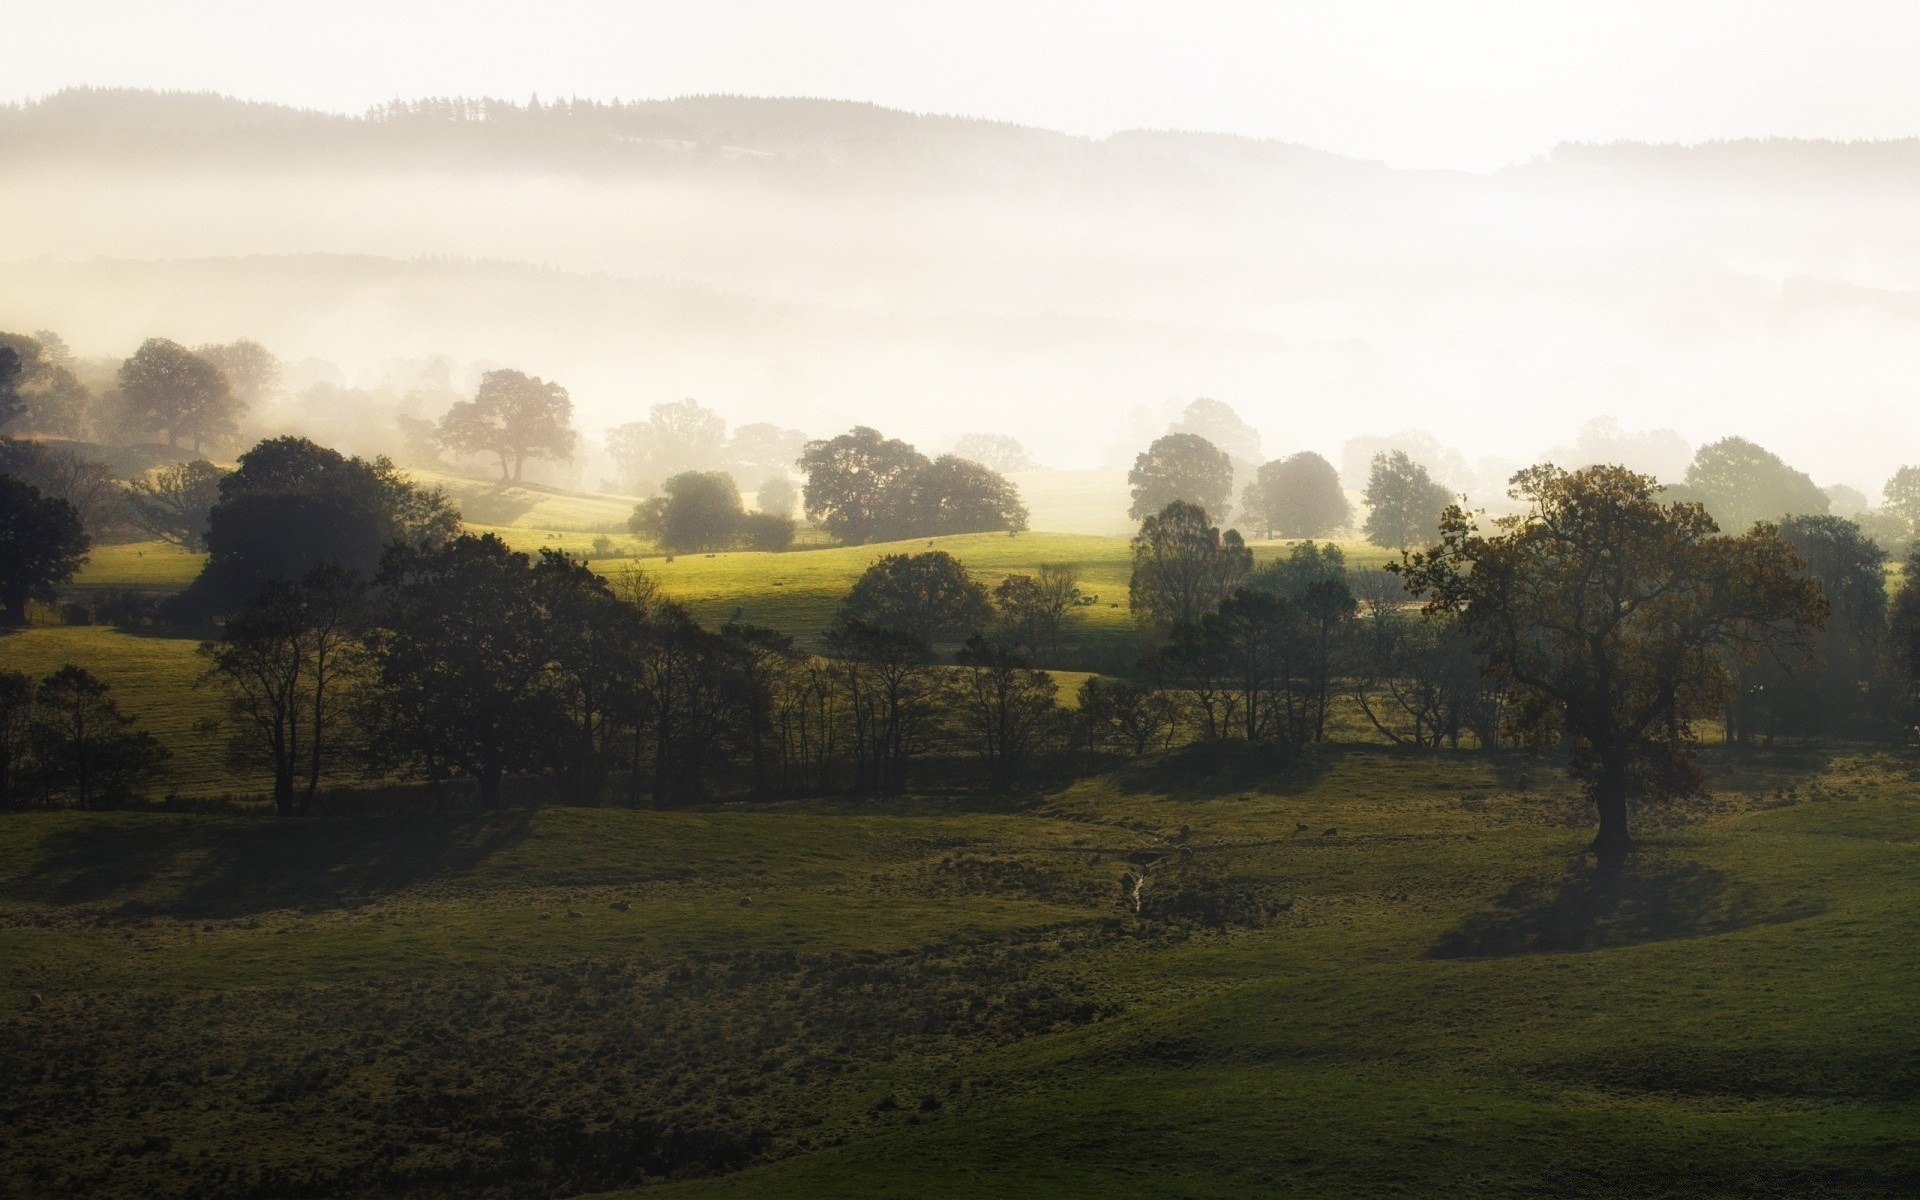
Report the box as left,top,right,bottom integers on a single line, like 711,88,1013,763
1,746,1915,1198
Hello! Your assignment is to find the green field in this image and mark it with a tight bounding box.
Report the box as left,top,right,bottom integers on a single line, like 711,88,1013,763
1,746,1913,1198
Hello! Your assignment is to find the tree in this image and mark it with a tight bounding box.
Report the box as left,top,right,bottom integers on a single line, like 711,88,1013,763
838,551,991,644
29,666,167,808
196,340,282,409
1882,465,1920,546
912,454,1029,535
740,511,797,551
606,399,728,495
1075,676,1176,757
951,433,1037,472
821,620,936,796
952,636,1059,788
116,338,241,451
438,369,576,482
1240,452,1350,538
366,534,557,804
0,441,127,539
800,426,928,544
1363,450,1452,549
629,470,745,553
0,670,34,809
1128,433,1234,523
1169,398,1260,465
126,460,227,551
1680,436,1828,533
755,474,798,518
0,331,90,436
0,344,22,428
994,564,1080,657
726,422,808,483
1398,464,1826,867
183,436,456,616
0,475,89,625
1128,500,1250,630
1729,514,1892,742
202,567,368,817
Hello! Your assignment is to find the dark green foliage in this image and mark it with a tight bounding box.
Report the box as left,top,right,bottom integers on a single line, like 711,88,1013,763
365,535,557,804
0,670,33,808
1399,464,1826,864
1362,450,1451,549
1730,514,1892,742
202,567,368,817
992,564,1079,658
630,470,746,552
741,510,797,551
951,636,1059,788
1127,432,1233,523
837,551,991,644
125,459,226,551
181,436,456,616
0,343,22,427
25,665,167,808
1679,435,1829,533
1127,500,1249,630
800,427,1026,544
1240,451,1350,538
0,474,89,624
913,454,1029,535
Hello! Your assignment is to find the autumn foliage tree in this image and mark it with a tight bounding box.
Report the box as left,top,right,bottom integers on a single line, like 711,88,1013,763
1398,464,1826,867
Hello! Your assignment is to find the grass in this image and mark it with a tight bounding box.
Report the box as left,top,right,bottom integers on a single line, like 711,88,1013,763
0,745,1914,1198
0,625,244,797
70,541,206,590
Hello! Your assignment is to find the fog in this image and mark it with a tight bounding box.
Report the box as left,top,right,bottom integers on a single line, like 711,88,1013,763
6,90,1920,497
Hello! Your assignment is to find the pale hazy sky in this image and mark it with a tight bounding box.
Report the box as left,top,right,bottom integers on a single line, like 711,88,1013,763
12,1,1920,170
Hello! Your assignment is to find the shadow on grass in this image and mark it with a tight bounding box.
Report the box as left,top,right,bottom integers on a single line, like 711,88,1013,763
1429,856,1825,958
1108,740,1333,802
10,809,534,918
445,483,539,526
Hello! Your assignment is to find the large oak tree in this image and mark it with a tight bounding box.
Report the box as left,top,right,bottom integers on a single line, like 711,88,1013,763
1398,464,1825,866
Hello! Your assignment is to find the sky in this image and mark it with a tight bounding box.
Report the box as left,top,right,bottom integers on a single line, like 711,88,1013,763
13,1,1920,170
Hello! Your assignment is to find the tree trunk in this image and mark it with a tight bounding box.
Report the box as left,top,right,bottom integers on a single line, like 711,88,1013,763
478,763,502,807
273,761,297,819
1590,756,1634,870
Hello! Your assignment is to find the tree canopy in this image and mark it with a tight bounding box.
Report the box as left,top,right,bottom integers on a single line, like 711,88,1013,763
1128,500,1250,630
1680,436,1828,533
0,474,90,624
1240,451,1350,538
1169,397,1260,464
1398,464,1825,866
836,551,991,644
116,337,241,452
1128,433,1234,523
438,369,576,482
801,427,1024,544
182,436,457,615
629,470,746,553
1363,450,1451,549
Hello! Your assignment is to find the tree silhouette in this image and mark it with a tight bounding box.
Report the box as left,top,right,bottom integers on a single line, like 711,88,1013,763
0,475,89,625
116,338,240,451
439,369,576,482
1128,500,1250,630
1363,450,1451,549
1241,451,1350,538
1129,433,1234,523
1398,464,1825,867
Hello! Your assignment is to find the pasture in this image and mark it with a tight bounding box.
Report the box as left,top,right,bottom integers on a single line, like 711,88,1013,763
1,746,1914,1198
